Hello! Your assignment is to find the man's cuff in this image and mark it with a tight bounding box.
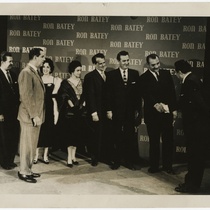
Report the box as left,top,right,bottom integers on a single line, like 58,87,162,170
91,112,97,116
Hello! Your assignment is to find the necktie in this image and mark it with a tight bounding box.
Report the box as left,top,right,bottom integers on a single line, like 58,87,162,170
6,70,13,85
101,71,106,81
123,70,127,82
155,71,159,81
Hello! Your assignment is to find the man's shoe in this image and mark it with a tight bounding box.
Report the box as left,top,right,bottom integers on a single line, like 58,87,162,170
110,163,120,170
10,163,17,168
91,160,98,167
148,167,160,173
161,167,176,175
175,183,199,194
1,164,13,170
124,162,137,171
31,172,41,178
18,172,37,183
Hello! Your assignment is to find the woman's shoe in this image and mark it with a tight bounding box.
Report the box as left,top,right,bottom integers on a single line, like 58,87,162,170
72,160,79,165
43,159,49,164
67,163,73,168
33,159,38,164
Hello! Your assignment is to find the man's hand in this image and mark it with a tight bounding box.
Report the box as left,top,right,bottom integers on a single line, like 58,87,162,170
32,116,41,126
107,111,112,120
154,103,164,113
92,113,99,122
0,114,4,122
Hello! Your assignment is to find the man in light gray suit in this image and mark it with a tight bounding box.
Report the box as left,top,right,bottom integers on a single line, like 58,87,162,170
18,47,46,183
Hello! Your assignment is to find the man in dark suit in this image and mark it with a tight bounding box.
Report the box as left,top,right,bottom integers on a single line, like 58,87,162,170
17,47,46,183
139,54,177,174
0,51,19,170
83,53,108,166
106,51,141,170
174,60,210,193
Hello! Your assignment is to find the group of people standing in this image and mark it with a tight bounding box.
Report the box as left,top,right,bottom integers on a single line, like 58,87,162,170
0,47,209,194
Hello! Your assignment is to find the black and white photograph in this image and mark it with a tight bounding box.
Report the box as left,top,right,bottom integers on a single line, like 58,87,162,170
0,1,210,208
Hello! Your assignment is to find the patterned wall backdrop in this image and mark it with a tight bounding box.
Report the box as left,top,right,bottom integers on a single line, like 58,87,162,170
7,15,207,162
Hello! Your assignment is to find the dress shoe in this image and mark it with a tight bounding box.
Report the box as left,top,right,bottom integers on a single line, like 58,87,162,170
9,163,17,168
124,162,137,171
72,160,79,165
91,160,98,167
31,172,41,178
43,159,49,164
148,167,160,173
33,159,38,164
1,164,13,170
18,172,37,183
161,167,176,175
110,163,120,170
67,163,73,168
175,183,199,194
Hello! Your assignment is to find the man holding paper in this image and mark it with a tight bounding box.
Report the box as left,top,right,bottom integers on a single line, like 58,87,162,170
139,54,177,174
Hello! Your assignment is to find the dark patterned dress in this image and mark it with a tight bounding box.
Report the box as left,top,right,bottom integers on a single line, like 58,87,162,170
38,81,55,147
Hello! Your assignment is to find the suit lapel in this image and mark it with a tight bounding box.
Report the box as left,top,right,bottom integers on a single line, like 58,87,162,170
116,68,124,85
0,69,14,90
94,69,104,83
28,65,45,90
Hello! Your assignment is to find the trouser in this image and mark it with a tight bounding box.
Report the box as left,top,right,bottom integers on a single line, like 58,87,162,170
19,121,41,175
146,120,174,170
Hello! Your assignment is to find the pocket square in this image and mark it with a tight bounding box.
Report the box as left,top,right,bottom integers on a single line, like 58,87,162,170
131,82,136,84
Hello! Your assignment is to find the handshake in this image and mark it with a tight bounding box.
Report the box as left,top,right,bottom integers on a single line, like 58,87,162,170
154,103,170,113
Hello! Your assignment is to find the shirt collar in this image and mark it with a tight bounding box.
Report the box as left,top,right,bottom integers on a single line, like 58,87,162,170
182,72,191,83
96,69,105,75
120,68,128,72
0,67,8,74
28,63,38,71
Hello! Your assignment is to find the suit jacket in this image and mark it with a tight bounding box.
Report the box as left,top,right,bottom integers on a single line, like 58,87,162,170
139,69,177,124
179,73,210,128
0,69,19,120
17,64,45,124
106,68,141,123
83,69,106,119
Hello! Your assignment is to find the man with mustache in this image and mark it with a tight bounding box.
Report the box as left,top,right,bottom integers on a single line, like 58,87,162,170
139,53,177,174
0,51,19,170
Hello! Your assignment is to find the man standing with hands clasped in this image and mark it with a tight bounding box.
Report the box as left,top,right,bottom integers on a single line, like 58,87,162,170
139,53,177,174
17,47,46,183
106,51,142,170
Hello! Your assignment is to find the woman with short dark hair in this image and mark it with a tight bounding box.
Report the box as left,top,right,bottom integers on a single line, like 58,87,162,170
34,57,61,164
56,60,87,167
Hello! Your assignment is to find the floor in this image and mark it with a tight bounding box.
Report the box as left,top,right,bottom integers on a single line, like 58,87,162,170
1,150,210,208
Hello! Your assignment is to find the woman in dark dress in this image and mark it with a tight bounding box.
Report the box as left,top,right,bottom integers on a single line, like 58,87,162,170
33,58,61,164
56,60,86,167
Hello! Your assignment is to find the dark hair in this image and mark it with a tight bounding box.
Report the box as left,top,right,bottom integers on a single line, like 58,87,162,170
68,60,82,74
29,48,43,60
116,51,129,61
40,57,54,74
91,53,105,64
0,51,12,62
146,53,159,64
174,59,192,74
